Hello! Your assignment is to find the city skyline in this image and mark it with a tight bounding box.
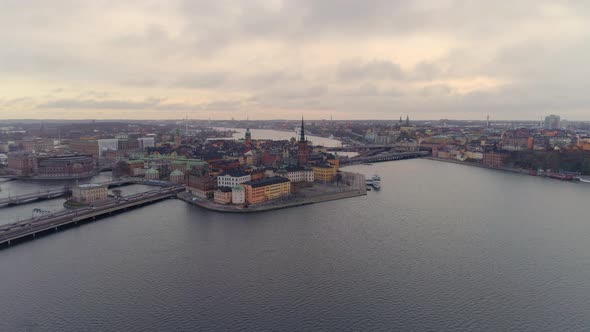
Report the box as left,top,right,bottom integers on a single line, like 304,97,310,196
2,1,590,121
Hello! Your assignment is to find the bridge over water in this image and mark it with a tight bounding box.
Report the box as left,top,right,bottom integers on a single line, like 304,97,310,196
0,186,185,247
341,151,429,165
0,177,171,208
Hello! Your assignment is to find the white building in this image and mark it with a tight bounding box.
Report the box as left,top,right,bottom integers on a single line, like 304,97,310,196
231,186,245,204
138,137,155,149
217,172,251,187
285,167,314,183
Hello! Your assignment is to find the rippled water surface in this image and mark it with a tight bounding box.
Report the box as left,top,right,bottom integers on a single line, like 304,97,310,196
1,159,590,331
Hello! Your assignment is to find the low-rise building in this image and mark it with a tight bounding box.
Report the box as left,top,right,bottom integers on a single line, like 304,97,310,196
187,174,216,199
242,177,291,204
482,151,509,167
214,187,232,204
285,166,314,183
231,186,245,204
217,171,251,187
71,184,108,204
36,154,96,179
169,169,185,184
312,164,337,183
145,168,160,180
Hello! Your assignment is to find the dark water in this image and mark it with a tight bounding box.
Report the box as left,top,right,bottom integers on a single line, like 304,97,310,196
1,159,590,331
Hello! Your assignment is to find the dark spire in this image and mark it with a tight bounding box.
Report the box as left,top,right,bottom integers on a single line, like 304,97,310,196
300,116,305,142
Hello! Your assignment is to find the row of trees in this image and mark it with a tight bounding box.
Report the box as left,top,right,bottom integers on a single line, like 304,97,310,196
506,150,590,174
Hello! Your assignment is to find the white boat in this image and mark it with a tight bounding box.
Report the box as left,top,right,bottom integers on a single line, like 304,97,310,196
580,177,590,184
371,175,381,189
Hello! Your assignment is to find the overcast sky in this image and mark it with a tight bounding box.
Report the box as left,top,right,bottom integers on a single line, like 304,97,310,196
1,0,589,120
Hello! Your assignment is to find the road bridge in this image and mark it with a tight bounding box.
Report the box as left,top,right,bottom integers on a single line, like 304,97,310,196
0,177,173,208
341,151,429,164
0,186,185,247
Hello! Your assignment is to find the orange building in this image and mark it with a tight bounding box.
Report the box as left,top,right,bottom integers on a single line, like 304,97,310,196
242,177,291,204
214,187,233,204
326,155,339,170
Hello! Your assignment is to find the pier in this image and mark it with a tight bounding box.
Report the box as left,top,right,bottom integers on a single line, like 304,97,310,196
0,185,185,247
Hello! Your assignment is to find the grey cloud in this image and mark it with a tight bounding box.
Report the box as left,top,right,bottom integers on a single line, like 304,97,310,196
39,98,163,110
173,73,228,88
338,59,404,81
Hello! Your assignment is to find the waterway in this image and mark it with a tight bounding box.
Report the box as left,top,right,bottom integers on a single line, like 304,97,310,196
2,160,590,330
215,127,342,147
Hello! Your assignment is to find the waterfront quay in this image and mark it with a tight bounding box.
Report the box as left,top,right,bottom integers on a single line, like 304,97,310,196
0,185,184,247
180,172,367,213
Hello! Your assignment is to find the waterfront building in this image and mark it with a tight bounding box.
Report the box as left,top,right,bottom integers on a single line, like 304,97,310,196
6,153,36,176
187,174,216,199
145,168,160,180
297,117,308,166
217,171,251,187
242,177,291,204
231,186,245,204
482,151,509,167
312,164,337,183
214,187,233,204
169,169,185,184
35,154,96,179
71,183,108,204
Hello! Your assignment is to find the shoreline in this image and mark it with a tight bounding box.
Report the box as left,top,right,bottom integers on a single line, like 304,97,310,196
425,157,589,182
424,157,527,174
177,188,367,213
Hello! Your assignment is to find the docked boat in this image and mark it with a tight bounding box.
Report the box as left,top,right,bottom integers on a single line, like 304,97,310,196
579,177,590,184
371,175,381,189
548,172,577,181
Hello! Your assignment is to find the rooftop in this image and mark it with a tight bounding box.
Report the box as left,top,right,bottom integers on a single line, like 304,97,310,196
243,176,290,188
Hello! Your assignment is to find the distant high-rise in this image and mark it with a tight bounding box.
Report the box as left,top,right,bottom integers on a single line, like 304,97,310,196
544,114,561,130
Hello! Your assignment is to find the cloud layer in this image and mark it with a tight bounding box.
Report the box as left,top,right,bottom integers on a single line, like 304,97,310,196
1,0,590,120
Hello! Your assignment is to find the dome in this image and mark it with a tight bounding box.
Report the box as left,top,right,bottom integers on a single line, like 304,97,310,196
170,169,184,176
145,168,159,174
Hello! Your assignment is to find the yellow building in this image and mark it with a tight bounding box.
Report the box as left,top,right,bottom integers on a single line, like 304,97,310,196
312,164,337,182
243,177,291,204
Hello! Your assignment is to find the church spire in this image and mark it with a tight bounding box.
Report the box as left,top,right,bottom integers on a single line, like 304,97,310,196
300,116,305,142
